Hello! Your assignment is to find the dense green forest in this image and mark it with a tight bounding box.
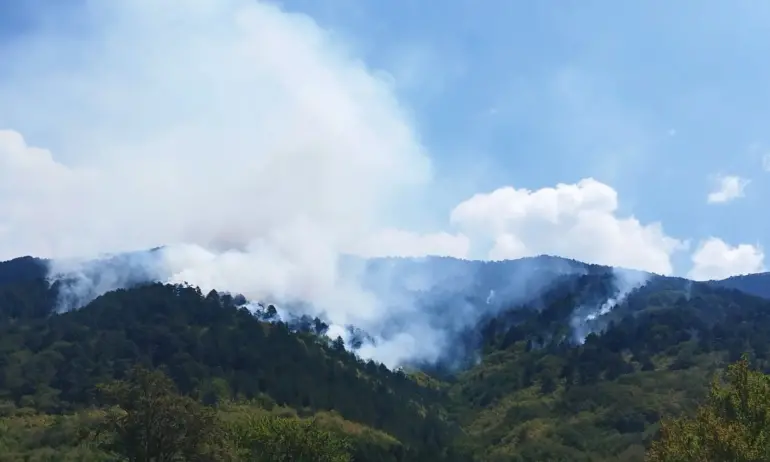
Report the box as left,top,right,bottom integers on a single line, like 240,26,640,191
711,271,770,299
2,255,770,460
0,278,466,461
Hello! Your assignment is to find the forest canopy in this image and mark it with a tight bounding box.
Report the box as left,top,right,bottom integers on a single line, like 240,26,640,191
1,256,770,460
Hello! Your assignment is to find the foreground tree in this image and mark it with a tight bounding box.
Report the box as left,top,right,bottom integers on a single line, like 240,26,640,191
84,365,352,461
90,366,233,461
648,356,770,461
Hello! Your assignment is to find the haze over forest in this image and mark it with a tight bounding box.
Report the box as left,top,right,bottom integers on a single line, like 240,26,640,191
2,1,770,461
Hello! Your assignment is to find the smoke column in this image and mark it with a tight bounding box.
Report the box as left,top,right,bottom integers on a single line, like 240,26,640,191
0,0,469,367
0,0,676,367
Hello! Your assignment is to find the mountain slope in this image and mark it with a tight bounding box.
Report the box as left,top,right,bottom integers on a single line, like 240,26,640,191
0,256,47,285
446,275,770,461
2,253,770,460
0,282,467,461
711,272,770,299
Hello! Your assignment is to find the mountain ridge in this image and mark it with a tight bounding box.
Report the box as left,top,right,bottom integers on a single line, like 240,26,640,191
2,251,770,459
2,252,765,292
1,252,767,366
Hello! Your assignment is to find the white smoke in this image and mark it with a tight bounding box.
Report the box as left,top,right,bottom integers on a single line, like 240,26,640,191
0,0,440,366
47,250,167,312
570,267,650,343
0,0,683,367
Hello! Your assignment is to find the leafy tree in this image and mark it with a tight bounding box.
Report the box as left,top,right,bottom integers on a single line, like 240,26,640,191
648,356,770,462
89,366,233,461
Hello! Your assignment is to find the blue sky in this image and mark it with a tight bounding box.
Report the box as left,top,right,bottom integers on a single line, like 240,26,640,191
277,0,770,272
280,0,770,226
0,0,767,281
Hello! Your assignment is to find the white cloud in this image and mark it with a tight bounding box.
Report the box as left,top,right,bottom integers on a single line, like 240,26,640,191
687,237,765,281
707,175,750,203
449,178,686,275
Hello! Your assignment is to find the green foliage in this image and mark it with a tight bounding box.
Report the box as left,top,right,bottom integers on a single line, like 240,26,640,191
90,365,232,461
226,414,350,461
0,282,460,456
648,356,770,461
0,367,402,461
0,408,117,461
0,280,463,460
87,366,355,461
4,256,770,460
442,273,770,461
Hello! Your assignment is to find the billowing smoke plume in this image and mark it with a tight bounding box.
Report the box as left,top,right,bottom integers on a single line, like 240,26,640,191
0,0,674,368
0,0,434,366
47,250,595,367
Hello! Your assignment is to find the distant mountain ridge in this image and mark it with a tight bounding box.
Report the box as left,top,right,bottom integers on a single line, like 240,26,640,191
1,250,767,369
0,256,47,284
1,252,766,299
709,272,770,299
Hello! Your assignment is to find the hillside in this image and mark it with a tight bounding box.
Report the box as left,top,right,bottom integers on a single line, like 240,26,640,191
444,273,770,460
1,254,770,460
711,271,770,299
0,281,467,461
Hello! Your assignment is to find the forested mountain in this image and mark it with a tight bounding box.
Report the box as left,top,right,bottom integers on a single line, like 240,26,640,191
448,273,770,460
0,256,46,285
1,253,770,460
0,279,466,461
711,271,770,299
